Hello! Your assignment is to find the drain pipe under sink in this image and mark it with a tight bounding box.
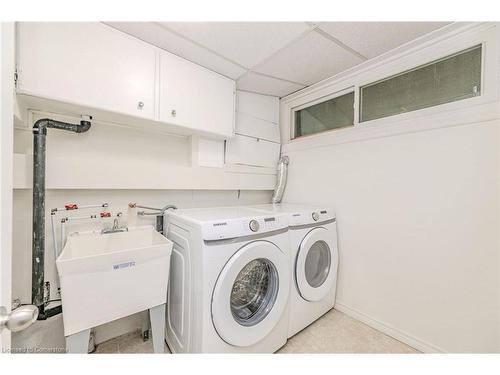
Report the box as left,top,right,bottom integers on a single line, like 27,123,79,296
271,155,289,204
32,116,92,320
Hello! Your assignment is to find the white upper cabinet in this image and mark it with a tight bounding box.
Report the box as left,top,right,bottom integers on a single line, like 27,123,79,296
17,23,238,139
159,51,235,138
234,112,280,143
17,23,156,120
225,91,281,168
225,135,280,168
234,91,280,142
236,91,279,124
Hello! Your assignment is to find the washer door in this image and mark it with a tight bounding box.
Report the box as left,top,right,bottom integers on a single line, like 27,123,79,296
211,241,290,347
295,227,337,302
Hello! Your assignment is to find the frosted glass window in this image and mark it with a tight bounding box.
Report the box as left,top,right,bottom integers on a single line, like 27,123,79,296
360,45,482,122
294,92,354,138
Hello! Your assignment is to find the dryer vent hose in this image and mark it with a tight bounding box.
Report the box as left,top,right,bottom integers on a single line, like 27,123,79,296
271,156,289,204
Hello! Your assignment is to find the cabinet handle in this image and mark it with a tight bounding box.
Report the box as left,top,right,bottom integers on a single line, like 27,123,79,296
137,101,144,109
171,109,176,117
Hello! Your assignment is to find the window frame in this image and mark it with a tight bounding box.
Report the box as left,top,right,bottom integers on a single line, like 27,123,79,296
291,87,355,140
280,23,497,153
358,44,483,123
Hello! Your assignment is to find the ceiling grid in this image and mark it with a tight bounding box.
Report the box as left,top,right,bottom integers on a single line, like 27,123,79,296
106,21,450,97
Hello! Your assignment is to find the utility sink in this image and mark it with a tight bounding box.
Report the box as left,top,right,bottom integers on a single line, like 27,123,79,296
56,226,172,337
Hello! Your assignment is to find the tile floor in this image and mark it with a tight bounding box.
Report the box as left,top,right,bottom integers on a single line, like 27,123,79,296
278,310,418,353
93,309,418,354
94,330,169,354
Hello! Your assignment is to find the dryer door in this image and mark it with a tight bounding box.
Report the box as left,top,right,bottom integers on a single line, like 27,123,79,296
211,240,290,347
295,227,338,302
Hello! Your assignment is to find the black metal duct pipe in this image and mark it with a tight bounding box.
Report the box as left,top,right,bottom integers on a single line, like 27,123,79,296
32,117,92,320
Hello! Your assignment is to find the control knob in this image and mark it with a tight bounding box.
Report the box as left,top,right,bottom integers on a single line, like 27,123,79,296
312,212,320,221
249,219,260,232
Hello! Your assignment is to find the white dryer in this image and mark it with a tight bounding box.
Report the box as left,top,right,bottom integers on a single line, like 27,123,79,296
164,207,291,353
251,204,339,338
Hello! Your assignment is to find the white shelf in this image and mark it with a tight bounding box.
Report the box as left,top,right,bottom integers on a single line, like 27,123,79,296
14,154,276,190
16,94,231,140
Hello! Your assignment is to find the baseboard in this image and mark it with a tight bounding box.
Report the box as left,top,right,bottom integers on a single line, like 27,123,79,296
334,301,446,353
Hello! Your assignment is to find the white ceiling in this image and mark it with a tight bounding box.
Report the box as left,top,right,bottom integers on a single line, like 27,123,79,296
106,21,451,98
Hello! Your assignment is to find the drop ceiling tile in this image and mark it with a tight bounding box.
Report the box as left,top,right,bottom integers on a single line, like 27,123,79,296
160,22,311,68
104,22,246,79
237,73,305,98
318,22,451,59
254,31,364,85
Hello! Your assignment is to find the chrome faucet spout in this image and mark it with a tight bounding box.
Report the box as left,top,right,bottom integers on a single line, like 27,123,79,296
101,218,128,234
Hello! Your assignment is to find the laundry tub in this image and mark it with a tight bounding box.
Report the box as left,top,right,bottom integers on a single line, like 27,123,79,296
56,225,172,353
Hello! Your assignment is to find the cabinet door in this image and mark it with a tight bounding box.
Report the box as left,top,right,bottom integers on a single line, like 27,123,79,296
225,135,280,168
159,51,235,138
236,91,279,124
235,112,280,143
17,23,156,120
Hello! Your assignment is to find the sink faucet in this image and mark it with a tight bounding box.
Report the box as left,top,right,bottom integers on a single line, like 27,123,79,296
101,218,128,234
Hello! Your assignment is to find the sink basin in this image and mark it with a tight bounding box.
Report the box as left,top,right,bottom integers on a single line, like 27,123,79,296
56,225,172,337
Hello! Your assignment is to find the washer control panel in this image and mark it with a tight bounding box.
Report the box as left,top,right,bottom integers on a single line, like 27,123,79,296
249,220,260,232
201,215,287,241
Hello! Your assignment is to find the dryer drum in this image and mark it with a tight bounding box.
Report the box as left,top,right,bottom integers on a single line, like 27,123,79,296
230,258,278,327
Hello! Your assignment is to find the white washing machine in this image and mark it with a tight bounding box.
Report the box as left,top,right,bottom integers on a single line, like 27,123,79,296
251,204,339,338
164,207,291,353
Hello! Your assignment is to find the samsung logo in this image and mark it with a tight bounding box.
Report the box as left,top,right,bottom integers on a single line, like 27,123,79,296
213,222,227,227
112,261,136,270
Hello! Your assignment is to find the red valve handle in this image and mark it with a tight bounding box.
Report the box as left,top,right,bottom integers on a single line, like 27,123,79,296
100,211,111,218
65,204,78,210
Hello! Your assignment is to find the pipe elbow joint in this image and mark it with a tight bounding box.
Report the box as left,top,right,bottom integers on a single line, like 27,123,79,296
33,119,51,135
76,120,92,133
33,117,92,134
280,155,290,165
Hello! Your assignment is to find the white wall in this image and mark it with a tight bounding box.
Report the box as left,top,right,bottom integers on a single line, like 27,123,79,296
283,120,499,353
280,23,500,353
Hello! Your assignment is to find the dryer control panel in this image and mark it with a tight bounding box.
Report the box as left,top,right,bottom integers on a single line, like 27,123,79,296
201,215,287,241
249,204,336,227
289,209,335,227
